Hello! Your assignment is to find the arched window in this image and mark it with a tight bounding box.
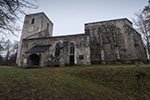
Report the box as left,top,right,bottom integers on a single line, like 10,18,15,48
55,43,60,57
70,43,75,65
31,18,35,24
70,43,75,55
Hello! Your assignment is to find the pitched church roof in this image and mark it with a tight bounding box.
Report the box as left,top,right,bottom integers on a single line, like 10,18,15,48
25,45,50,53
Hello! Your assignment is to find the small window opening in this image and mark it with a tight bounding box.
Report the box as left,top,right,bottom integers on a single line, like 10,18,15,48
47,23,49,29
55,43,60,57
31,18,35,24
79,55,84,60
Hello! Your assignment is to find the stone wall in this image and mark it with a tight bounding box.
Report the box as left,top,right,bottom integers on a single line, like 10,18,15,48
20,12,53,40
21,34,91,67
85,18,147,64
123,24,147,63
16,12,53,66
17,13,147,67
25,30,50,39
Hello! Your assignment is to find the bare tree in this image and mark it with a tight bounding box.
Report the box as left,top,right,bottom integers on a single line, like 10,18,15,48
5,40,11,62
0,0,38,36
1,39,19,66
7,40,18,66
133,0,150,60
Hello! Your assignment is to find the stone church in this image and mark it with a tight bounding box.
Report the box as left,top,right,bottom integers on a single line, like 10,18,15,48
16,12,147,67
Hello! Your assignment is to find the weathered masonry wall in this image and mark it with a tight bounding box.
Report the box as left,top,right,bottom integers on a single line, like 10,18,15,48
85,18,147,64
21,34,91,67
123,24,147,63
25,30,50,39
21,12,53,40
17,12,148,67
17,12,53,66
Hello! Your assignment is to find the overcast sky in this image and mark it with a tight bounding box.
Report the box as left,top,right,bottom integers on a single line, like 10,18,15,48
11,0,148,41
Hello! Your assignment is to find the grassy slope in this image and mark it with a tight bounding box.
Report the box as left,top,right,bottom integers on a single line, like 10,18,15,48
0,65,150,100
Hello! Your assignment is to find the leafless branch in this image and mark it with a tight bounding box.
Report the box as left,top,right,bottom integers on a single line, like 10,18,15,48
0,0,38,37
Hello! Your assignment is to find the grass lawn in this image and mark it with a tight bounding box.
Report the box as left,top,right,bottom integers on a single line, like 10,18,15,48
0,64,150,100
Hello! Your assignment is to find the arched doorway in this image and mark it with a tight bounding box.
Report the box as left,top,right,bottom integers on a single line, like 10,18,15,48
28,54,40,67
70,43,75,65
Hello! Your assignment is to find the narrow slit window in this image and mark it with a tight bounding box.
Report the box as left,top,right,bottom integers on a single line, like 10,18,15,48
47,23,49,29
70,43,75,55
55,43,60,57
31,18,35,24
